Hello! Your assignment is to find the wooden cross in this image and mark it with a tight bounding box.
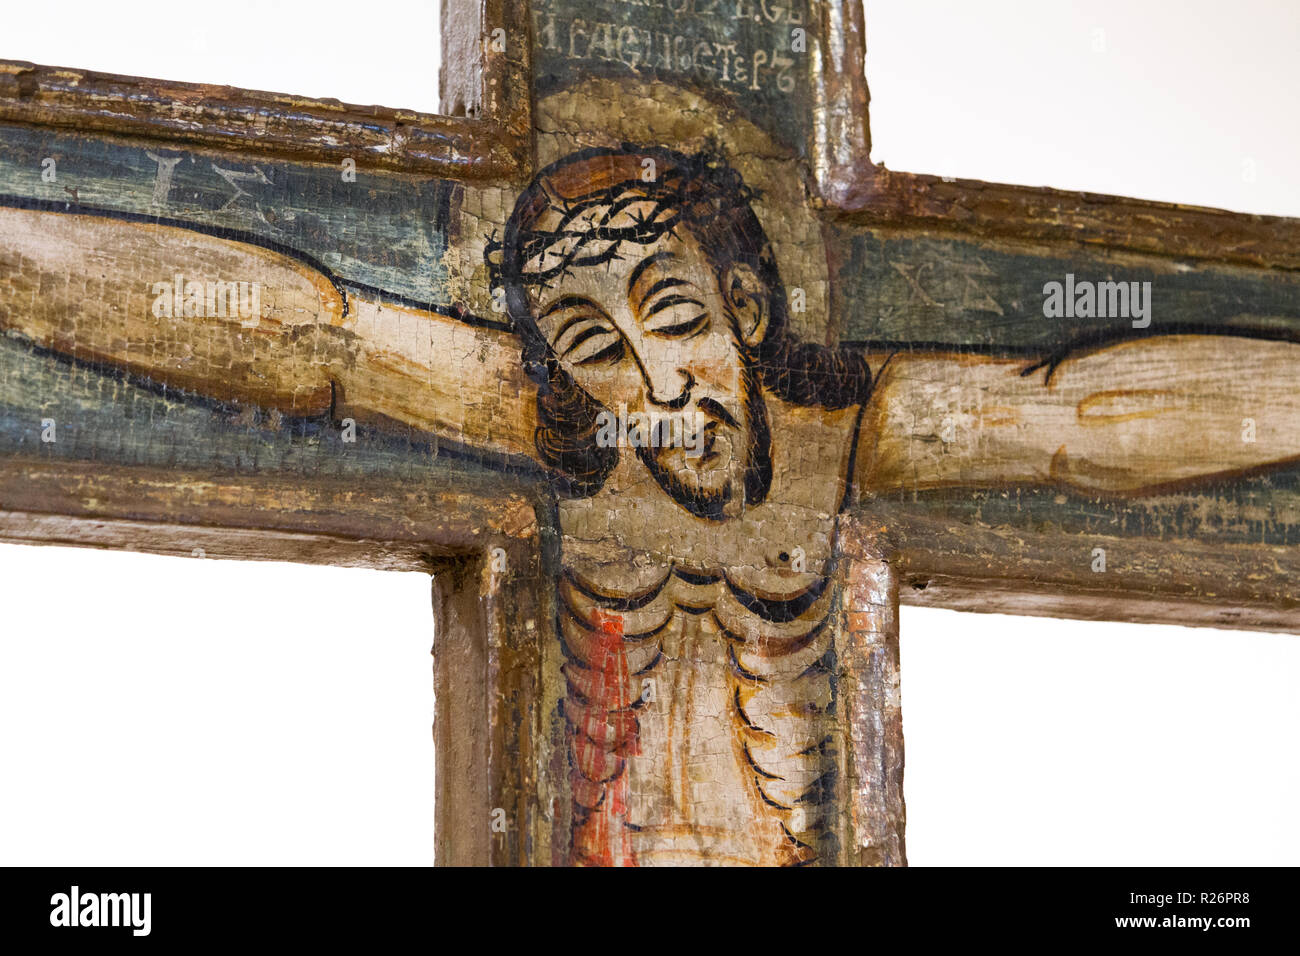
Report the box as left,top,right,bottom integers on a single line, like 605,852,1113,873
3,0,1299,866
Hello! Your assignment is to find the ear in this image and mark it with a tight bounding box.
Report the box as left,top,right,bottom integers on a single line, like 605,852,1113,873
722,263,770,348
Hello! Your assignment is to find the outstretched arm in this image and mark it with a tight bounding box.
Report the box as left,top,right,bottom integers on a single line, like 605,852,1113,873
856,335,1300,495
0,205,538,461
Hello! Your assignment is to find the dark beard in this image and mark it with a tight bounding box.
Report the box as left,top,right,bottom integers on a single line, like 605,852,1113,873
636,362,772,522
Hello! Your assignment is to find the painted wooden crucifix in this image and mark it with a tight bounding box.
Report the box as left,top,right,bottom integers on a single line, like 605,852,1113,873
2,1,1298,865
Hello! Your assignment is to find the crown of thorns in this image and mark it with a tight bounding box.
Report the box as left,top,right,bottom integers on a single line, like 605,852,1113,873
485,147,761,299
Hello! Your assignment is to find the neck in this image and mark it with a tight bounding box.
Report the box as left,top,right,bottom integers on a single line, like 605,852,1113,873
557,393,863,563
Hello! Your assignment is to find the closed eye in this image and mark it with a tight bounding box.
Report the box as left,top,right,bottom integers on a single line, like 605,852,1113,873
545,297,624,366
554,316,623,365
573,335,625,366
644,294,706,320
641,276,709,338
646,306,709,339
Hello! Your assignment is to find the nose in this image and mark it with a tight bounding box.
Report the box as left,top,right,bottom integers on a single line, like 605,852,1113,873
645,366,693,409
619,317,693,408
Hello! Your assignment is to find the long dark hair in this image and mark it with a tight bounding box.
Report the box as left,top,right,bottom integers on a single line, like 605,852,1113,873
486,144,871,498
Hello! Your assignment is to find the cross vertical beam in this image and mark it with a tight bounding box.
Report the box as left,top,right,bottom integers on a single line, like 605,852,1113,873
837,516,906,866
432,525,561,867
432,557,493,866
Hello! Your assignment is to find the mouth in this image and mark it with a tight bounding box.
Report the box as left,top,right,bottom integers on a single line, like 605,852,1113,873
697,421,720,464
693,399,740,465
645,418,725,467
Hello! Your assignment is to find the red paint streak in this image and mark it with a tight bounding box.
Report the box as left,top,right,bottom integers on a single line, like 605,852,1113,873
571,609,638,867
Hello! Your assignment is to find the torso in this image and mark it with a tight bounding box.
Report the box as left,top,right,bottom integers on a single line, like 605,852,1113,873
557,398,862,865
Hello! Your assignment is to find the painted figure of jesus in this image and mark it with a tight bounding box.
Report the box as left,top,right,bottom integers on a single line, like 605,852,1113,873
3,144,1299,866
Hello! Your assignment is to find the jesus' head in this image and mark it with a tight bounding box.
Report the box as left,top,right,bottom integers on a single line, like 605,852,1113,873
490,145,870,520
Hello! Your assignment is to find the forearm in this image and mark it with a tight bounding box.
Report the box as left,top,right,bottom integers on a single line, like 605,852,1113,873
0,204,339,413
858,336,1300,495
1043,334,1300,492
0,204,538,460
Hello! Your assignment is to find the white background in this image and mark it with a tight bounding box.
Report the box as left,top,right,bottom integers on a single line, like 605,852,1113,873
1,1,1298,865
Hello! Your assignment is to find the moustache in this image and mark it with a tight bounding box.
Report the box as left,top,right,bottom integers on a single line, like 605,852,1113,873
695,397,740,430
